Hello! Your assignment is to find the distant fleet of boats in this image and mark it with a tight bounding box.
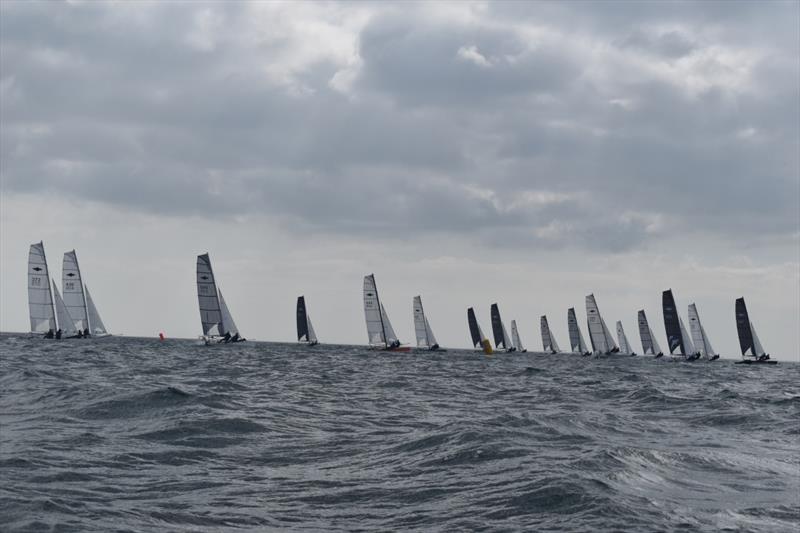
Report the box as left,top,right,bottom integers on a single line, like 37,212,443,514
26,243,776,364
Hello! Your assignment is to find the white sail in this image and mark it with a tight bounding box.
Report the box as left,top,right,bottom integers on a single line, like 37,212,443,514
84,285,107,335
600,316,618,352
28,242,56,334
424,317,437,347
197,253,223,337
501,320,513,349
616,321,633,355
62,250,89,332
585,294,610,353
413,296,429,347
52,282,78,337
649,325,663,355
218,289,239,337
363,274,386,346
307,315,318,344
751,321,766,356
511,320,525,351
678,316,697,356
380,302,399,345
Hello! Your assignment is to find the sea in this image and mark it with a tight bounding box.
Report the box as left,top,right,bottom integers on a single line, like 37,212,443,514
1,333,798,532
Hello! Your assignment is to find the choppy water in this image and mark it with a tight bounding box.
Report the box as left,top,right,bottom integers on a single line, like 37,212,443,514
0,333,798,532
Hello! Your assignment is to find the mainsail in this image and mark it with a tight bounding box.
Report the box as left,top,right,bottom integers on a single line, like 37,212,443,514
688,303,716,359
490,303,513,350
84,285,107,335
567,307,589,354
735,297,767,358
218,289,239,337
616,321,634,355
413,296,438,349
27,242,56,334
510,320,526,352
585,294,618,354
540,315,560,353
662,289,696,357
62,250,89,333
637,310,662,355
52,282,78,337
197,253,223,337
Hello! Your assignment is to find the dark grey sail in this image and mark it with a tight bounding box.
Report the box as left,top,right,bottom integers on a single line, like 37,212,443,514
297,296,309,342
662,289,684,355
735,297,754,357
490,303,505,349
467,307,482,348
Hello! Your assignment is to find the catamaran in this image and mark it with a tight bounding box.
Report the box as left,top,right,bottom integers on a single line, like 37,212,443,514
688,303,719,361
467,307,493,354
296,296,318,346
363,274,408,351
662,289,700,360
510,320,527,352
734,297,775,364
490,303,515,352
616,321,636,356
637,310,663,357
27,242,57,339
540,315,561,354
413,296,444,352
585,294,619,356
197,253,245,344
567,307,591,356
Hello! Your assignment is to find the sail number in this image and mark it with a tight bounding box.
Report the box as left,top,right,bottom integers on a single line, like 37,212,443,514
31,276,41,286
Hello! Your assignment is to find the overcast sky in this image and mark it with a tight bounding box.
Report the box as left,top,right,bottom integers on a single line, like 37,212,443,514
1,1,798,360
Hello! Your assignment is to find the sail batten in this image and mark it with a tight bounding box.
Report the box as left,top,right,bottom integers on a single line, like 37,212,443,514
28,242,57,334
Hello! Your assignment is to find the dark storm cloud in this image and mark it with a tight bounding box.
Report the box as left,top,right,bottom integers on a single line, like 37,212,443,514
1,1,797,253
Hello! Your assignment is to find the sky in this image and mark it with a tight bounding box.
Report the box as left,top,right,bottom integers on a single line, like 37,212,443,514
1,1,798,360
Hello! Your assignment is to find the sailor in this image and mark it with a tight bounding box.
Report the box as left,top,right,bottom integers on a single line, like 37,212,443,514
231,333,241,343
76,329,83,339
44,329,54,339
55,329,62,339
222,331,232,343
430,343,439,351
83,328,90,338
390,339,400,348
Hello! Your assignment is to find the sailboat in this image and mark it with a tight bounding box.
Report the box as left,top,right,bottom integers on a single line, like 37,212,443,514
413,296,444,352
490,303,515,352
637,310,663,357
468,307,493,354
662,289,700,360
734,297,776,364
363,274,408,351
510,320,527,353
52,281,79,339
616,321,636,356
197,253,245,344
540,315,561,354
62,250,91,337
567,307,591,356
585,294,619,356
296,296,319,346
688,303,719,361
84,285,109,337
27,241,57,338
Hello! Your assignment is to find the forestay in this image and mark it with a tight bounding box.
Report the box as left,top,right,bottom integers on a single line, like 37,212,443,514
62,251,89,332
27,242,56,334
197,253,223,337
